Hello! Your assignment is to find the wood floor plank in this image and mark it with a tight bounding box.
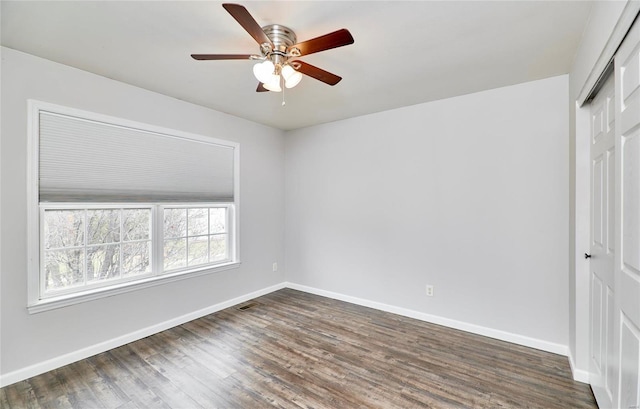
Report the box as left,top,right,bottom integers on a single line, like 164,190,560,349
2,380,41,409
23,369,72,409
54,364,105,409
141,352,229,408
1,288,597,408
88,350,166,408
107,343,204,409
0,387,9,409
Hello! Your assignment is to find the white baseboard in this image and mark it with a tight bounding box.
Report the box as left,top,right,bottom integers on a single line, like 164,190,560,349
568,351,590,384
285,282,569,357
0,282,286,388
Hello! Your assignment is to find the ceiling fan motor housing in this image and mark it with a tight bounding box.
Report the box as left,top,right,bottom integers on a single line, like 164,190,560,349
262,24,299,67
262,24,297,51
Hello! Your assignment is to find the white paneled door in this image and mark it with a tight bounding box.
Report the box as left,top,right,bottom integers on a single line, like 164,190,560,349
589,17,640,409
590,73,617,409
615,17,640,409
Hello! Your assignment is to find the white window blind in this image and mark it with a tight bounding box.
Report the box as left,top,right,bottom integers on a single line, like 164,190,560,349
39,111,235,203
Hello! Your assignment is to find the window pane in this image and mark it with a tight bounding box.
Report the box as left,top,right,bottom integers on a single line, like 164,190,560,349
210,234,228,262
87,244,120,281
164,238,186,270
44,210,84,249
87,209,120,245
44,249,84,290
188,236,208,266
123,209,150,241
122,241,151,277
188,208,208,236
164,208,187,238
210,208,226,234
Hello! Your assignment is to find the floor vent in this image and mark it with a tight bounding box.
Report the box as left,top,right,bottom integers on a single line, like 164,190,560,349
237,302,258,311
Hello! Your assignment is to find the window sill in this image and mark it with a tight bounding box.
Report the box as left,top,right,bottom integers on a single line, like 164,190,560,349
27,261,241,314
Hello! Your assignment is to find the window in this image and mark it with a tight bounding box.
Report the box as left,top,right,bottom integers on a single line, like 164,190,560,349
28,101,239,312
42,206,152,295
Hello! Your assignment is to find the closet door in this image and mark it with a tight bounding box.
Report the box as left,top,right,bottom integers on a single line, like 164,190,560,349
615,17,640,409
589,73,616,409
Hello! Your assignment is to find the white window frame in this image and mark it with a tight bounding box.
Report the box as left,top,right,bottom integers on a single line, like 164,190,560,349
27,101,240,313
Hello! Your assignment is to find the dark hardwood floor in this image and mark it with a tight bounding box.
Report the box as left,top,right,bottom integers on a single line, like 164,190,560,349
1,288,597,408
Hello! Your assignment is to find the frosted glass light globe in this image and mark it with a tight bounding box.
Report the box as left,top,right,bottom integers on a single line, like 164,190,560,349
263,74,282,92
253,60,275,84
281,65,303,89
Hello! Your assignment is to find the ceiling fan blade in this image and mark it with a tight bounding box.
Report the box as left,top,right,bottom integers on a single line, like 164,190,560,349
222,3,273,47
288,29,354,57
292,61,342,85
191,54,254,60
256,83,269,92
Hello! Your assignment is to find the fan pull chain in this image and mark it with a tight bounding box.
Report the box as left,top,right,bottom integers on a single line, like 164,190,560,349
281,77,286,106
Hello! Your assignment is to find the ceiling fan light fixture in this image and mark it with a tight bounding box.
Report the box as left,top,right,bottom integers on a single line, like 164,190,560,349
263,74,282,92
253,60,275,84
285,73,302,89
282,64,303,88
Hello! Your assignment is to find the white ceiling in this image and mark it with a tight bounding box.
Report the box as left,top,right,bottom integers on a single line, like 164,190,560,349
1,1,593,131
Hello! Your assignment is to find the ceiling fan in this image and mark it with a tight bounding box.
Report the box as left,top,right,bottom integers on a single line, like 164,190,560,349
191,3,354,93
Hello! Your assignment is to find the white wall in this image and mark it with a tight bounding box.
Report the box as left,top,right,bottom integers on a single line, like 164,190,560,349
285,75,569,348
0,47,285,382
567,0,630,381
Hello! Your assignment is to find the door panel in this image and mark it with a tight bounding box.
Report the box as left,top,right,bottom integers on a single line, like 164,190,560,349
621,44,639,101
606,286,615,399
607,149,615,254
623,128,640,272
619,316,640,409
620,271,640,331
593,156,604,247
592,274,603,371
616,17,640,409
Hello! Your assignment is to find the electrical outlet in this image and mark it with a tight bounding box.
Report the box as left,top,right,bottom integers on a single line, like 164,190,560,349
426,285,434,297
272,262,278,272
